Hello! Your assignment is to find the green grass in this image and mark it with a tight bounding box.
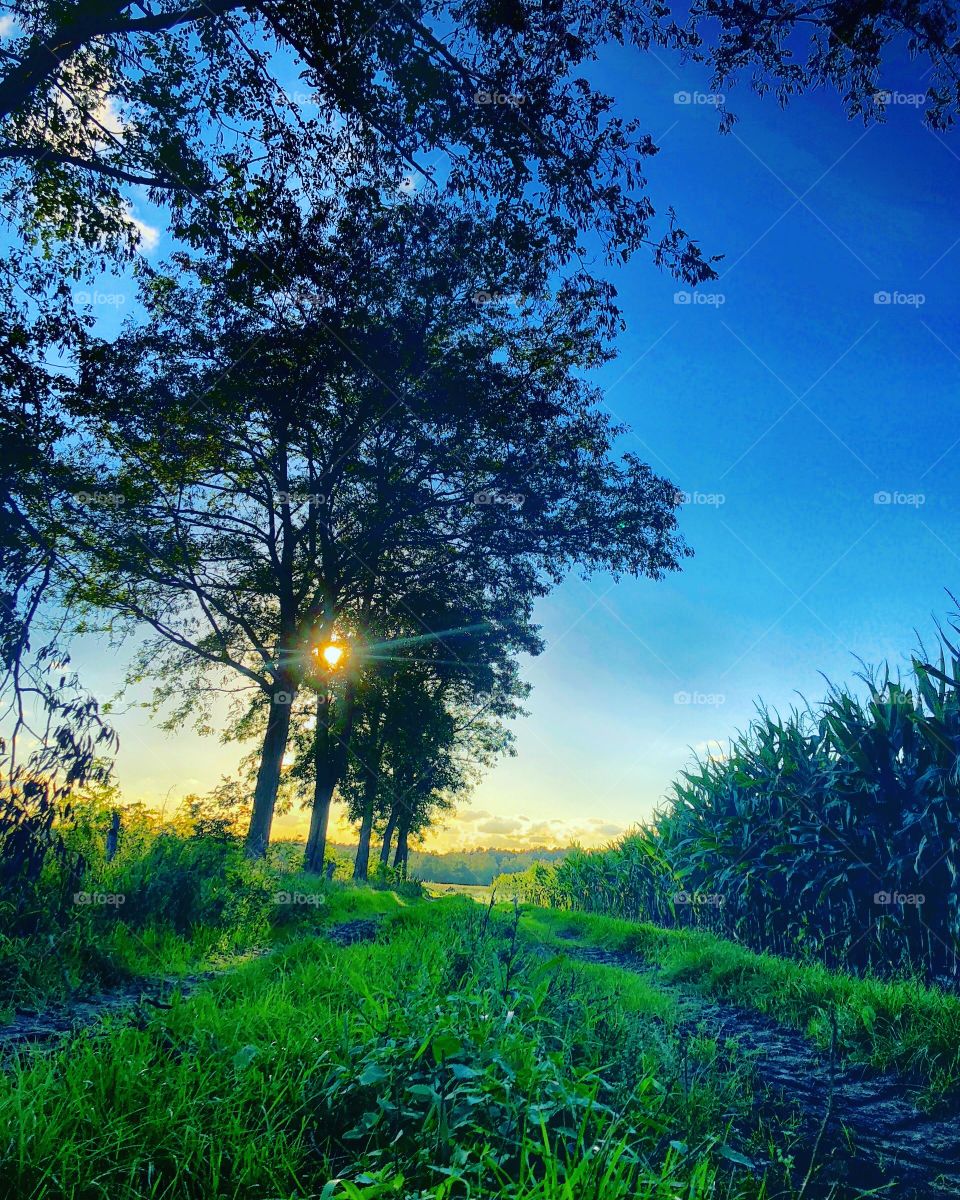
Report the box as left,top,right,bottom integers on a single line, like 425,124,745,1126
521,907,960,1098
0,892,807,1200
0,862,419,1018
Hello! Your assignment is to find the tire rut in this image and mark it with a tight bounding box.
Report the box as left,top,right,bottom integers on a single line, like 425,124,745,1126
0,919,382,1056
562,942,960,1200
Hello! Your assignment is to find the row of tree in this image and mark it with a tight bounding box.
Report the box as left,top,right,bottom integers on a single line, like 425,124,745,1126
3,0,958,887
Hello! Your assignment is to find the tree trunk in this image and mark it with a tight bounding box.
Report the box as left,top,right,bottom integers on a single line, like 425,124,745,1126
379,805,399,866
244,680,295,858
303,697,336,875
350,694,383,882
393,821,409,877
353,767,379,881
303,683,357,874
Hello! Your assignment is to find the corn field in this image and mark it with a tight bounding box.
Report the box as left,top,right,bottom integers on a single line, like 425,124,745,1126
498,621,960,984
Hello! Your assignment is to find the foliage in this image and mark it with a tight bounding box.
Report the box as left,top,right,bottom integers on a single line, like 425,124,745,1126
502,617,960,984
57,186,690,859
407,846,569,885
1,789,310,1010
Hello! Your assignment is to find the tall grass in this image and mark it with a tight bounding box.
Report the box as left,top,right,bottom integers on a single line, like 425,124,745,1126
498,618,960,983
0,898,803,1199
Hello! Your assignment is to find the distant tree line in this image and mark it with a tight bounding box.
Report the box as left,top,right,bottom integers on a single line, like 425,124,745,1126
329,843,569,886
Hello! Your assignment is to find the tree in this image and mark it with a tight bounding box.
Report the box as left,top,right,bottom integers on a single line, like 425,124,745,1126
4,0,957,273
0,0,728,280
54,189,689,856
5,0,955,893
0,318,118,928
388,687,515,878
332,606,528,879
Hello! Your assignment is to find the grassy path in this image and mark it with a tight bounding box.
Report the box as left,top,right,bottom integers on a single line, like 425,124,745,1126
529,919,960,1199
519,908,960,1095
3,889,960,1199
0,919,384,1055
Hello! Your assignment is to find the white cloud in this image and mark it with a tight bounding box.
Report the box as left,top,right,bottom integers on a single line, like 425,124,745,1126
477,817,524,835
522,821,559,840
127,210,160,252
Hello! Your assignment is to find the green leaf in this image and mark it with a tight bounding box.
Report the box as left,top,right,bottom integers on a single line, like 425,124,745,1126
718,1145,755,1169
431,1033,462,1063
448,1063,480,1079
232,1044,258,1070
358,1064,388,1087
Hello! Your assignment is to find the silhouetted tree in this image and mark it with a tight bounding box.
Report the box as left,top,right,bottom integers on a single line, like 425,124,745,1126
56,190,690,855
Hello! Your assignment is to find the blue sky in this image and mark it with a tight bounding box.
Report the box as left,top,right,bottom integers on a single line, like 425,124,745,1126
61,35,960,849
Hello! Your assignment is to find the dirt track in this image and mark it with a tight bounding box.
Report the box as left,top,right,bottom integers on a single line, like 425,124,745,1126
0,920,382,1055
564,942,960,1200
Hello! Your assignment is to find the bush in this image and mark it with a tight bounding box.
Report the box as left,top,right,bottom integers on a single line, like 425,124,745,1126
101,833,273,938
